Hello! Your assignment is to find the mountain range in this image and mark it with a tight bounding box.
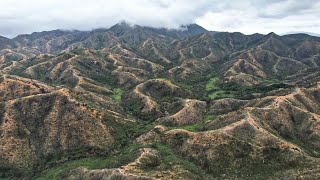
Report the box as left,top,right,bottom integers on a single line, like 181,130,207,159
1,22,320,179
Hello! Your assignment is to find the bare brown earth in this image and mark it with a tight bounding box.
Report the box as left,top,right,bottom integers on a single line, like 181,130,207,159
134,84,320,178
0,75,114,176
157,99,206,126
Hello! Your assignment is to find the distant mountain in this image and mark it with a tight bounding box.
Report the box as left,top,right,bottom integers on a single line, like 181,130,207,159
283,31,320,37
0,35,16,49
0,23,210,53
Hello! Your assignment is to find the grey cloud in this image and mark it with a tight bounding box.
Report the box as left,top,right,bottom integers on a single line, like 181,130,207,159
0,0,319,37
0,0,216,37
257,0,319,18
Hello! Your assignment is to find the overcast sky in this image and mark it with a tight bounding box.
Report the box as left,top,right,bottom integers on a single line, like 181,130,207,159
0,0,319,38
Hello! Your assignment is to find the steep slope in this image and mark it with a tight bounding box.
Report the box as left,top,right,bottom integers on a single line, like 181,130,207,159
223,47,309,85
161,85,320,178
212,32,263,51
0,75,114,177
123,79,190,120
13,30,86,54
0,36,16,50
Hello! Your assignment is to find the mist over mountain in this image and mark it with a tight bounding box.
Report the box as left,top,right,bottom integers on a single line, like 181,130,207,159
1,0,320,38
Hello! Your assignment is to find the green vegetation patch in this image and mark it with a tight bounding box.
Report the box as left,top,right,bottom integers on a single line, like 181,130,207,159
208,90,235,100
218,82,292,100
205,80,293,101
173,73,220,101
35,111,213,179
148,143,210,179
37,117,157,179
168,114,216,132
36,142,211,180
36,143,141,180
112,88,123,103
205,77,219,91
205,76,237,100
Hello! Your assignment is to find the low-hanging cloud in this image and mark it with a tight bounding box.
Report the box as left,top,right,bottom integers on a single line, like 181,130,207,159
196,0,320,35
0,0,319,37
